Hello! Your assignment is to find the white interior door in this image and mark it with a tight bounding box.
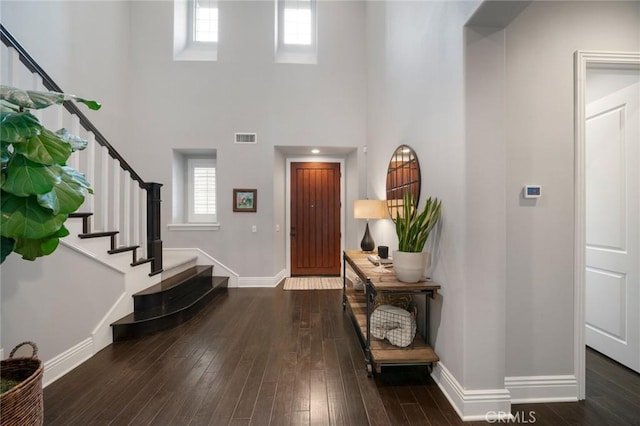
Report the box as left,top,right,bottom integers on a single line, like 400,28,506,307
585,81,640,372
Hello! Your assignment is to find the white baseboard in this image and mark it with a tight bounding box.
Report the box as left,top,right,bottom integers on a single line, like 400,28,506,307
43,338,93,388
505,375,578,403
92,292,131,354
431,362,511,422
238,269,287,288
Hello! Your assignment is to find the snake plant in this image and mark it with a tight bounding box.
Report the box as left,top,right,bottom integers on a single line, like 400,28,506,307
1,85,100,263
395,191,441,252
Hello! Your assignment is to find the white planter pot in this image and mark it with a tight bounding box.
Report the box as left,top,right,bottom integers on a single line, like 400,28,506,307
393,251,431,283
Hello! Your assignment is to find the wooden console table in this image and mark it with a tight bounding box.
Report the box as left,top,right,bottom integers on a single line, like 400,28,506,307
342,250,440,375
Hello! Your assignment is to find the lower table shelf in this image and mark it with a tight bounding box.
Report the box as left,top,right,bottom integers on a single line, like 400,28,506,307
345,285,439,374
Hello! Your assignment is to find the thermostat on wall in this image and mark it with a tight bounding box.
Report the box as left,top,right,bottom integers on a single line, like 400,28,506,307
524,185,542,199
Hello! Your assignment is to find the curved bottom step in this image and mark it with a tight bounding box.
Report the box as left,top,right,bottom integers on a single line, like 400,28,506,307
111,272,228,341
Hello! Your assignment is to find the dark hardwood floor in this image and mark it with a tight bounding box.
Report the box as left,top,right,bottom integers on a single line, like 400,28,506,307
43,286,640,425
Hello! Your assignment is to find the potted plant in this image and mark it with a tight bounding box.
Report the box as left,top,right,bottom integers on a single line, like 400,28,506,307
1,85,100,264
393,191,442,283
0,86,99,424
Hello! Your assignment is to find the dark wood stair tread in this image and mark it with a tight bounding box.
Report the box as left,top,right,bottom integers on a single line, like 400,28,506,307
68,212,93,218
131,258,153,267
112,285,218,324
111,261,228,341
78,231,119,239
110,276,229,341
135,265,212,296
212,276,229,289
108,245,139,254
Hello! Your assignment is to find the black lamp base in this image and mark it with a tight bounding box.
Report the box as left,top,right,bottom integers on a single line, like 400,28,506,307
360,222,375,252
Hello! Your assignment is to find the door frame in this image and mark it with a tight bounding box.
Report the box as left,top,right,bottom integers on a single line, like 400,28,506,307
574,50,640,400
285,157,346,276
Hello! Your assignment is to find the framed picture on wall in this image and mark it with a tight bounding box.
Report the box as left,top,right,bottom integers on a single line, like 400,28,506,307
233,188,257,212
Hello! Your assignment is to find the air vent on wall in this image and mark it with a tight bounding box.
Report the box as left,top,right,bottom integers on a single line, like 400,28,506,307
235,133,257,144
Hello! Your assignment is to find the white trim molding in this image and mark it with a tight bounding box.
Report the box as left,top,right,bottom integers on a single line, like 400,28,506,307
237,269,287,288
431,362,511,422
91,292,131,354
43,338,94,388
168,223,220,231
574,50,640,401
505,375,578,404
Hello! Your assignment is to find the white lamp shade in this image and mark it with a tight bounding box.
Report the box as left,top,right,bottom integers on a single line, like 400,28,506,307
354,199,388,219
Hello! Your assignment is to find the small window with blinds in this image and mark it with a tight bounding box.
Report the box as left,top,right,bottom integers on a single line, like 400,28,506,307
188,158,217,223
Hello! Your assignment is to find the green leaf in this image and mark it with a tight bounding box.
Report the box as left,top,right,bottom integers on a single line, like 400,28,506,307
3,154,62,196
1,191,67,239
14,128,72,165
14,236,58,261
395,191,441,253
0,111,42,143
55,128,88,152
1,235,15,263
37,166,90,214
1,143,10,168
12,225,69,261
0,86,101,111
55,224,70,238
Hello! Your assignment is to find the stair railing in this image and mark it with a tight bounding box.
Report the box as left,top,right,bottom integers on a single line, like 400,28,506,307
0,24,163,275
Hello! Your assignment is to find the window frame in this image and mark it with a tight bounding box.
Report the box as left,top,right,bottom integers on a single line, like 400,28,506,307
187,157,217,224
190,0,219,45
173,0,218,61
275,0,318,64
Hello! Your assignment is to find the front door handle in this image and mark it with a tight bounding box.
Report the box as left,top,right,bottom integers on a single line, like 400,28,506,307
290,226,296,237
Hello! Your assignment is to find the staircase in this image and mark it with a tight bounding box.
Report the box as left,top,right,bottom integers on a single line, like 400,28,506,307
1,24,228,344
66,211,229,341
69,212,153,268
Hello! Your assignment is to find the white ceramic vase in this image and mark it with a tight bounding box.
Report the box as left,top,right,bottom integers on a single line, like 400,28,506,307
392,251,431,283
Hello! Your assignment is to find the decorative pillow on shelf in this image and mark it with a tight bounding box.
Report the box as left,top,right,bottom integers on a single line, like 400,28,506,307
352,276,364,291
370,304,417,347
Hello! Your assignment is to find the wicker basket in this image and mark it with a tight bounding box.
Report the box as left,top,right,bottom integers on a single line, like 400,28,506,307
0,342,44,426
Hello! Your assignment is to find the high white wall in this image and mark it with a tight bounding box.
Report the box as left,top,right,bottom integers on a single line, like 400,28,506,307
0,0,366,384
0,0,132,149
125,0,367,277
365,0,639,417
504,0,640,378
4,0,638,414
365,0,485,399
1,0,366,278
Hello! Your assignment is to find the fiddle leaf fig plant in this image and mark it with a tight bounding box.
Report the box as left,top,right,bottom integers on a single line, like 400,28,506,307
0,85,100,263
396,191,442,253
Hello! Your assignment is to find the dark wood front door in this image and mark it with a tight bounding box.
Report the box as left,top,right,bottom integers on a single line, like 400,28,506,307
291,162,341,276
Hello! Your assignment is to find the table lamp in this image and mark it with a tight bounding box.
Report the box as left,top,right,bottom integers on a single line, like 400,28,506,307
354,199,388,252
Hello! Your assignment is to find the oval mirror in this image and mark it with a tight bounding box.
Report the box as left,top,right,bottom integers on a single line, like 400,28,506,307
385,145,421,221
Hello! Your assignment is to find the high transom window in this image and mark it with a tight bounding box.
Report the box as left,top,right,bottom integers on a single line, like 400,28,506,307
173,0,218,61
276,0,317,64
193,0,218,43
283,1,312,45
